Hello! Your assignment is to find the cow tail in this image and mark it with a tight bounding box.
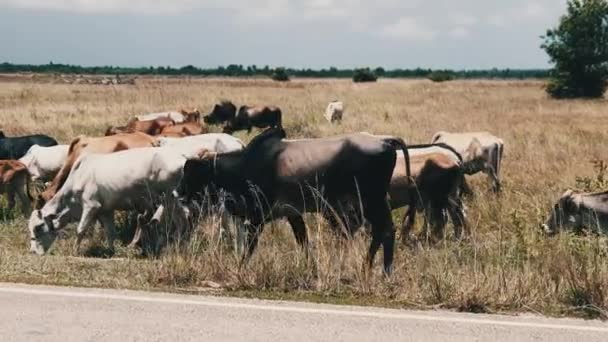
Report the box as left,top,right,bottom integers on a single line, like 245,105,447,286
385,137,411,180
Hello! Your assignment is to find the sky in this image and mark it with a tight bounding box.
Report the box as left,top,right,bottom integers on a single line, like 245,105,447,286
0,0,568,69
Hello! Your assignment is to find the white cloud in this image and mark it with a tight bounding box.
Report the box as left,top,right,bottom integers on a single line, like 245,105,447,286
380,17,437,41
450,13,478,27
448,27,470,39
522,2,546,18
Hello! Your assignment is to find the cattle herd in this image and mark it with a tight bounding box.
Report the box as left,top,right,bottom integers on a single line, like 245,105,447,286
0,100,601,274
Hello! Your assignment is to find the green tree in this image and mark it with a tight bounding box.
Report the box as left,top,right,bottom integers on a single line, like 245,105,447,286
541,0,608,98
352,68,377,83
271,67,290,81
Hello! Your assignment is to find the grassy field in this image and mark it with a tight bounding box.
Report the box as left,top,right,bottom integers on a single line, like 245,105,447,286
1,76,608,319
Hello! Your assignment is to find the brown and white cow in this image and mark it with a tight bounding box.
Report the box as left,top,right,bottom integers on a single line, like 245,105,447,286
431,131,504,193
542,189,608,235
0,160,32,216
105,117,175,136
37,132,157,207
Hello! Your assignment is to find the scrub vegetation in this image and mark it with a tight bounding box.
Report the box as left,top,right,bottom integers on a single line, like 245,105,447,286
0,76,607,319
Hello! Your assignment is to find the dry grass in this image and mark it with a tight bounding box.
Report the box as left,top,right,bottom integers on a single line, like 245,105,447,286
1,76,608,318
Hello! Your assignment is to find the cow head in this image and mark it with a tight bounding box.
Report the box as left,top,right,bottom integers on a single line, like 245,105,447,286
28,210,58,255
542,189,583,235
180,108,201,123
174,157,216,205
204,101,237,125
461,138,486,174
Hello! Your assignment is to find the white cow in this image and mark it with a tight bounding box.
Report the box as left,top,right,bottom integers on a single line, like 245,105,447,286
155,133,245,153
28,138,245,255
324,101,344,123
431,131,504,193
19,144,69,181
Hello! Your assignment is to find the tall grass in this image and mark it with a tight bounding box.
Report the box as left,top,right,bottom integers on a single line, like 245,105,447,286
0,76,607,318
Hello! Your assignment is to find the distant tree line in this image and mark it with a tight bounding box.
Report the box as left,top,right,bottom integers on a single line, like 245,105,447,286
0,62,549,80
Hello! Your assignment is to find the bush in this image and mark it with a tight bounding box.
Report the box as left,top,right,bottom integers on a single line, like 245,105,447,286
271,68,290,82
542,0,608,98
427,71,454,82
352,68,377,83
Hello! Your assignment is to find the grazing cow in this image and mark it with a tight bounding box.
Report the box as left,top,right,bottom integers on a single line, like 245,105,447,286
159,122,208,137
0,160,31,216
542,189,608,235
223,105,282,134
105,117,175,136
0,131,58,160
155,133,245,153
38,132,156,206
390,143,466,243
19,145,70,181
325,101,344,123
203,101,238,125
174,128,410,274
27,146,207,255
431,131,504,193
136,109,201,123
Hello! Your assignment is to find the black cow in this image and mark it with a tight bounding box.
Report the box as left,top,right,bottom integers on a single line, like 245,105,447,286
203,101,237,125
174,128,410,274
223,105,282,134
0,131,58,160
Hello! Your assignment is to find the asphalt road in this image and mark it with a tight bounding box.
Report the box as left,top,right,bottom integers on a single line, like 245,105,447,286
0,283,607,342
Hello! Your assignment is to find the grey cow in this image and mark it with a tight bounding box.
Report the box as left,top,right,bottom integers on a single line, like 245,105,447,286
543,189,608,235
432,131,504,194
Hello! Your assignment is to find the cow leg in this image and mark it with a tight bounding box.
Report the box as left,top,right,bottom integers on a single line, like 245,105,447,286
460,175,474,198
364,198,395,275
287,215,309,255
447,197,468,239
16,183,31,216
6,188,16,213
75,205,100,254
98,211,117,251
401,205,416,245
240,221,263,266
428,204,447,243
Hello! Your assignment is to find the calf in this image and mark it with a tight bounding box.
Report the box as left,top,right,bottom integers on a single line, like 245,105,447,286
542,189,608,235
105,117,175,136
160,122,208,137
174,128,410,274
390,144,466,243
38,132,156,206
28,146,206,255
223,105,282,134
19,144,69,181
0,160,31,216
0,131,58,160
432,131,504,193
